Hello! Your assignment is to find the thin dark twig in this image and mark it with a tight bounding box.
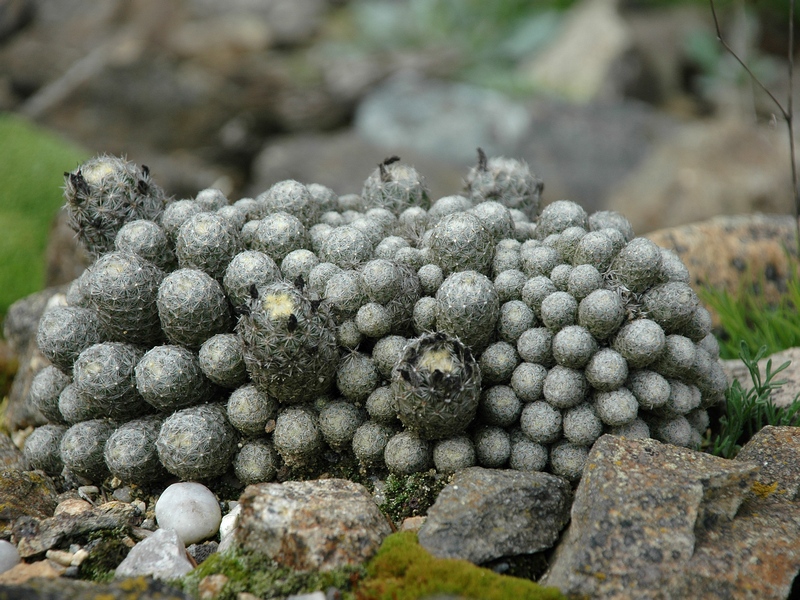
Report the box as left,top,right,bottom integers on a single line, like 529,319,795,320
709,0,799,255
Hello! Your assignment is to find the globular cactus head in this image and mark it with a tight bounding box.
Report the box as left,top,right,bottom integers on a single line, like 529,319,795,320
464,148,543,221
64,155,169,257
391,331,482,440
362,156,430,215
237,280,338,404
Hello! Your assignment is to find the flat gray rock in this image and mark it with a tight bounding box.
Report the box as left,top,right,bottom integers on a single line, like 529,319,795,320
542,429,800,599
417,467,572,564
235,477,391,572
14,501,138,559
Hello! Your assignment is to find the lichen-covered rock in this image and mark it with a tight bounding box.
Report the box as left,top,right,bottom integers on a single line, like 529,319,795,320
540,432,800,599
418,467,571,564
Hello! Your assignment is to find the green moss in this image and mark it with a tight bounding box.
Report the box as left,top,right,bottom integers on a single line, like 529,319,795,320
0,113,88,328
379,470,449,525
356,531,566,600
77,527,132,583
182,548,365,600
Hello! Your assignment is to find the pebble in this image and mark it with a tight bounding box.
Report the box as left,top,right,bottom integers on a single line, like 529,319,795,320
0,541,20,574
155,482,221,545
53,498,92,517
114,528,194,581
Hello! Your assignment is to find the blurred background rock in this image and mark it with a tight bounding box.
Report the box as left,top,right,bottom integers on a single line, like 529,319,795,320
0,0,798,327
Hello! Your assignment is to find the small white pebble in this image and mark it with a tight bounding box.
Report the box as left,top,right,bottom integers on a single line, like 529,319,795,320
71,548,90,567
155,482,221,545
219,503,242,541
46,548,73,567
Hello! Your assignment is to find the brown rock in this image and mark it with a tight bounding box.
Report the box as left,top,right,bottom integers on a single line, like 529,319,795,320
542,430,800,599
0,434,27,471
235,478,392,572
0,559,65,584
0,575,191,599
44,208,92,288
608,119,794,234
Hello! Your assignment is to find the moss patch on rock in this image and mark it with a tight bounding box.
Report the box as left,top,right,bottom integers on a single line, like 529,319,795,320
357,531,566,600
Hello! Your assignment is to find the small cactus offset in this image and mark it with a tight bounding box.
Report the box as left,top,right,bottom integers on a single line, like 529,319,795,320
64,155,170,256
21,150,730,490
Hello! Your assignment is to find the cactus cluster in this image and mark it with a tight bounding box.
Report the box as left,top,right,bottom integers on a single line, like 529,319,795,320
23,150,725,489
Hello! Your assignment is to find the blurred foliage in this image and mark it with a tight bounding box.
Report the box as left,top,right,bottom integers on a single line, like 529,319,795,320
700,268,800,360
325,0,795,95
0,113,87,331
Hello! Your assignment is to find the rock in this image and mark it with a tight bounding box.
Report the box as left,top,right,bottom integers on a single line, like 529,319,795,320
3,288,65,357
115,528,194,582
520,0,633,102
155,482,221,546
235,478,392,571
185,0,329,48
0,574,191,598
247,130,465,201
186,540,218,565
608,119,794,234
43,209,92,289
0,0,33,44
722,346,800,410
0,434,27,471
354,72,532,164
0,559,65,585
13,500,138,558
542,430,800,599
417,467,572,565
0,540,19,574
0,469,58,537
217,503,241,554
645,213,798,324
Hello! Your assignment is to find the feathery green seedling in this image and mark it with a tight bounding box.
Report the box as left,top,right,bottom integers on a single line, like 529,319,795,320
705,341,800,458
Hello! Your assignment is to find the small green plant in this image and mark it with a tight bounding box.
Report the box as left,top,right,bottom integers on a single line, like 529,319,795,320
705,341,800,459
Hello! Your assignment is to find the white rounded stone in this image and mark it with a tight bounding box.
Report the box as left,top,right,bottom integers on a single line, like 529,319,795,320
155,482,221,545
0,540,20,574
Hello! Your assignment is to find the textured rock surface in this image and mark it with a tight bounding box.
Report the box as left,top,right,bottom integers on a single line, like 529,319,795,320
13,500,138,558
0,435,27,471
542,429,800,599
646,213,798,323
235,478,392,571
115,528,194,581
417,467,572,564
0,470,58,537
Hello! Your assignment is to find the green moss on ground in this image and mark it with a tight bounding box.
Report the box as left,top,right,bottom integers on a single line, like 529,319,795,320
356,531,566,600
181,548,365,600
0,113,87,328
